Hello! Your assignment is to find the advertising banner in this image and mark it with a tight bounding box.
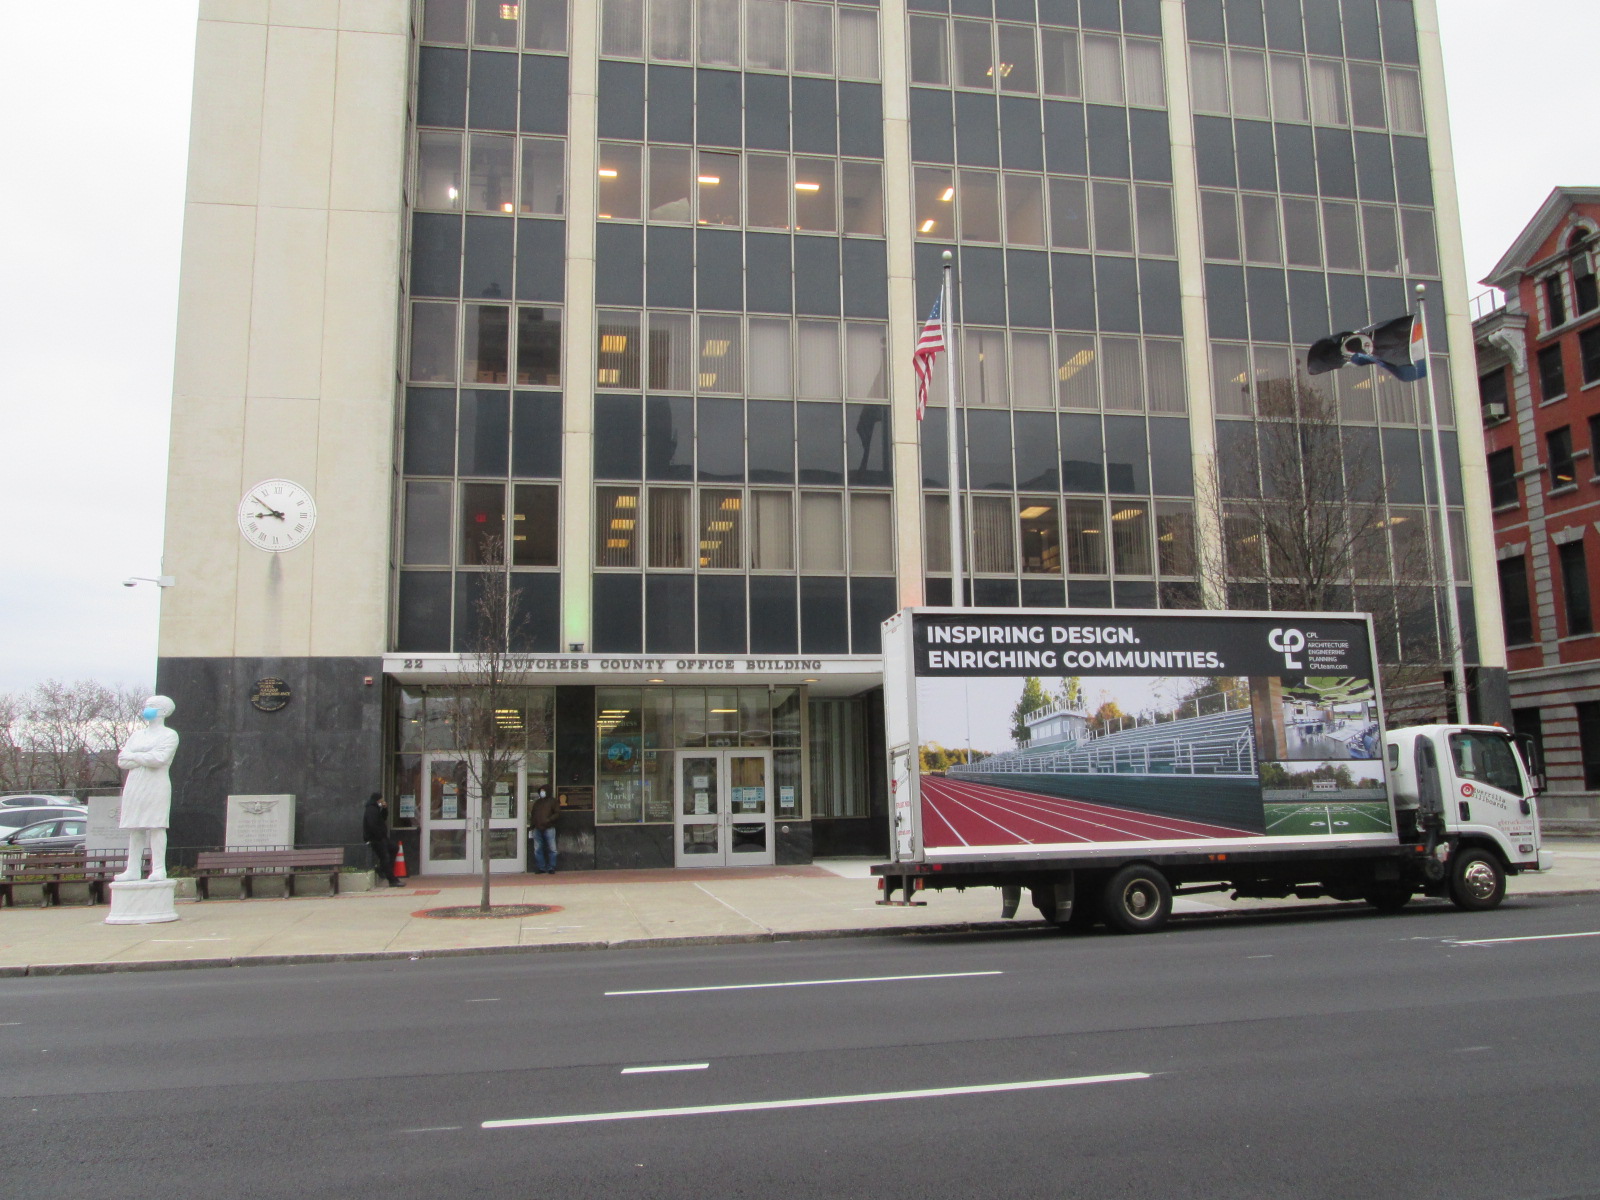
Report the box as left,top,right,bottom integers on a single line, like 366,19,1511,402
894,609,1391,860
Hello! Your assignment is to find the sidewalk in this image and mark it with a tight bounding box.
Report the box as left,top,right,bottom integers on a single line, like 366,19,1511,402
2,840,1597,977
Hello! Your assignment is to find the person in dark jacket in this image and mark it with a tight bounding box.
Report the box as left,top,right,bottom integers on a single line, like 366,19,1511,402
364,792,403,886
529,787,559,874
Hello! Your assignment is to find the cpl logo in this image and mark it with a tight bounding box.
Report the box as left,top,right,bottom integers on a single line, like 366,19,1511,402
1268,627,1306,669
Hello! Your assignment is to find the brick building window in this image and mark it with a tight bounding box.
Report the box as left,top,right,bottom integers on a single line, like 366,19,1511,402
1479,366,1509,418
1558,538,1593,636
1544,274,1568,329
1580,326,1600,388
1538,344,1567,401
1498,554,1534,645
1548,427,1575,488
1487,448,1518,508
1575,701,1600,788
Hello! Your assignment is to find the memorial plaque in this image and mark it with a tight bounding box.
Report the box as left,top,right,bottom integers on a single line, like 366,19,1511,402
86,796,130,852
556,784,593,811
250,677,292,712
225,793,296,849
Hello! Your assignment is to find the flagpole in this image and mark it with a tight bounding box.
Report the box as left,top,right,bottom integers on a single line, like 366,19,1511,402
1416,283,1471,723
942,250,966,609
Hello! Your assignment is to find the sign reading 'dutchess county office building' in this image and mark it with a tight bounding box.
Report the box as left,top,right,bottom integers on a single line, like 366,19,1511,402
225,794,296,849
883,608,1389,863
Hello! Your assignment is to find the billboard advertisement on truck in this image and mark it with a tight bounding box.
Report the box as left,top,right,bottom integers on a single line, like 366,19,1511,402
883,607,1392,863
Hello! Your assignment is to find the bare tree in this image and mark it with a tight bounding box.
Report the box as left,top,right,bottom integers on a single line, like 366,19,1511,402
1196,373,1460,723
453,536,532,912
0,692,26,792
0,680,152,794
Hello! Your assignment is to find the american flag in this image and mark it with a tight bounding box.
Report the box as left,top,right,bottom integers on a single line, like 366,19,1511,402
913,296,945,421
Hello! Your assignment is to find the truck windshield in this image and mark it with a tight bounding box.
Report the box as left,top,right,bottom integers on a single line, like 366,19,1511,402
1448,731,1524,794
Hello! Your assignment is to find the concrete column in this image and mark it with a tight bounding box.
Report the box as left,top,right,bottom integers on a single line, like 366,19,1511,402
561,1,601,650
879,0,927,610
1159,0,1224,606
1414,0,1508,675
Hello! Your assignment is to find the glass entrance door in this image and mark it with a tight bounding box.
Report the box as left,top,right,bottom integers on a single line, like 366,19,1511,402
676,749,774,868
421,752,527,874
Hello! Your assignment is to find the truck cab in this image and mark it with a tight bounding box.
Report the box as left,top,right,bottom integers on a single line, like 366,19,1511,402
1384,724,1553,878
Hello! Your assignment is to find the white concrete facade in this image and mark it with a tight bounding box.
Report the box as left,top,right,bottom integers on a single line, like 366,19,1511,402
160,0,411,661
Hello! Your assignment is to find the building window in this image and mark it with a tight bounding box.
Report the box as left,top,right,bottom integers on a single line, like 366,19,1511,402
1486,448,1518,508
1548,427,1576,489
1576,701,1600,788
1575,252,1599,315
1498,554,1533,645
1580,327,1600,388
1538,344,1567,401
1478,367,1509,419
1559,538,1593,636
1544,274,1568,329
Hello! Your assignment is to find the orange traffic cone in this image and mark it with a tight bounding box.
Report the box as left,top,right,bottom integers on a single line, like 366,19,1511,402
393,842,408,879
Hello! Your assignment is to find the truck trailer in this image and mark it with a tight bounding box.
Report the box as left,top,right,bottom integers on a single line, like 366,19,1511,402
872,607,1552,933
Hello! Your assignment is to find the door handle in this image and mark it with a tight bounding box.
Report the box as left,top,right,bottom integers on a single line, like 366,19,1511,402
1458,801,1471,822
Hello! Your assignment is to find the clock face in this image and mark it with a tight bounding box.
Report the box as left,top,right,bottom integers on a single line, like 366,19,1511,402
238,479,317,553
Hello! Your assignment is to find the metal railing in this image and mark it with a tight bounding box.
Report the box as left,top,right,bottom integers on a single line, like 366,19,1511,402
955,708,1258,779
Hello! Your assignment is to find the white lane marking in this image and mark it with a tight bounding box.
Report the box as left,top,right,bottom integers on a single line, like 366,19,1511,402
400,1126,463,1133
0,1022,23,1026
466,998,501,1003
606,970,1002,996
484,1071,1151,1128
1450,930,1600,947
621,1063,711,1075
1246,955,1273,959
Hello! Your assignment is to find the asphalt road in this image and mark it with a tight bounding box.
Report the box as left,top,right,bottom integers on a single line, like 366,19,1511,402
3,896,1599,1200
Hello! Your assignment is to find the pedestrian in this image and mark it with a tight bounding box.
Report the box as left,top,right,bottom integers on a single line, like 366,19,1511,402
530,786,559,874
364,792,404,887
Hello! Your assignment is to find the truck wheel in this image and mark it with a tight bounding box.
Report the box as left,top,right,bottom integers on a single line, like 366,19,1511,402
1448,848,1506,911
1101,865,1172,934
1363,884,1413,914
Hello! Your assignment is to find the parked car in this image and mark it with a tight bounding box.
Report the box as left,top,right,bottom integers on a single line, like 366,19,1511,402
0,817,88,853
0,805,87,832
0,794,79,808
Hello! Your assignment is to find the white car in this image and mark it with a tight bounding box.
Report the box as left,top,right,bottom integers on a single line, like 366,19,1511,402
0,794,80,808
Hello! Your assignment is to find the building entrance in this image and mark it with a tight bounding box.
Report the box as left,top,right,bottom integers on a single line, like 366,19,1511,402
420,753,526,874
675,750,774,868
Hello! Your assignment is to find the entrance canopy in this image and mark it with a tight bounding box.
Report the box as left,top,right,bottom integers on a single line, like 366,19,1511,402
381,653,885,698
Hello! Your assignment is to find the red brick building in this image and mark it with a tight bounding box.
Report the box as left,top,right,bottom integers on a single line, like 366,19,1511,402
1474,187,1600,830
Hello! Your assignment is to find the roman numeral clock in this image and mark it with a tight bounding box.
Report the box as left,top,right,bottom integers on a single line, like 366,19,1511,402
237,479,317,552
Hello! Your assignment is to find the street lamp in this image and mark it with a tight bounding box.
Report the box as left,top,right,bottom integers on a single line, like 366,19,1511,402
122,576,175,588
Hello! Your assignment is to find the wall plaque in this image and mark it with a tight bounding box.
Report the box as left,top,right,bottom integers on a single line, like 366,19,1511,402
250,677,292,712
225,794,296,849
557,785,594,811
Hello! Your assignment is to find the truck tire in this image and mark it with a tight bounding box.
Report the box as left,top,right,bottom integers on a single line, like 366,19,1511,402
1101,865,1172,934
1363,884,1413,914
1448,848,1506,911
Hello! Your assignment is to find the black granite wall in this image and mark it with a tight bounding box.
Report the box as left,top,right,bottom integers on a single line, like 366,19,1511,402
596,823,674,869
156,656,385,855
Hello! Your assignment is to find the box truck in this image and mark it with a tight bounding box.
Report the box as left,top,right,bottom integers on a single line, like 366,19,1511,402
873,608,1551,933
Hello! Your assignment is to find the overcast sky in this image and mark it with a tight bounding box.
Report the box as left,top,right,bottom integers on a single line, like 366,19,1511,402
0,2,1594,698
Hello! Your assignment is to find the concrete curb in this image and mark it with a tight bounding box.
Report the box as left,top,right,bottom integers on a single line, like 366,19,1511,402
2,889,1594,978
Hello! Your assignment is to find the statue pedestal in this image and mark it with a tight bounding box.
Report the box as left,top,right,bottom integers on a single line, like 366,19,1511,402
105,879,179,925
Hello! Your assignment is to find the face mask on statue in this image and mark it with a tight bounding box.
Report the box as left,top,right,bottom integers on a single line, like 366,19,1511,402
141,707,159,722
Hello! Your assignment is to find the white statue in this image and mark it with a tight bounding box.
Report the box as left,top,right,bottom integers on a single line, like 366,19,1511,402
113,695,180,882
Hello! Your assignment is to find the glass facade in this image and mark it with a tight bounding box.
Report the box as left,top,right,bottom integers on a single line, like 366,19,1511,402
393,0,1469,663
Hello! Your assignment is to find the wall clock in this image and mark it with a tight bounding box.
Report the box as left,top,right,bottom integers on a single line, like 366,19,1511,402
238,479,317,552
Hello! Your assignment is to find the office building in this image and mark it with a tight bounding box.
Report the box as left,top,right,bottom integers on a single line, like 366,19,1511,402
156,0,1505,869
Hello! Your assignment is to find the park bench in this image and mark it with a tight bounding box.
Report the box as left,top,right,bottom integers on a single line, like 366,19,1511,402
193,848,346,899
0,850,129,906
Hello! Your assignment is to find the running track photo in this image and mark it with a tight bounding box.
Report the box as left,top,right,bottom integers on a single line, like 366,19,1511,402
920,775,1262,848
